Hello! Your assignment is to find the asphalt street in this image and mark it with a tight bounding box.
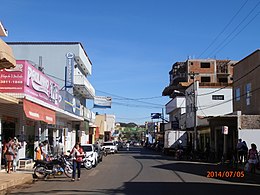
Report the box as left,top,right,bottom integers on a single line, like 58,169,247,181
6,147,260,195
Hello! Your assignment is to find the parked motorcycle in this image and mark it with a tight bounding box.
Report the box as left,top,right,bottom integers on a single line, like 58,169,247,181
33,154,73,179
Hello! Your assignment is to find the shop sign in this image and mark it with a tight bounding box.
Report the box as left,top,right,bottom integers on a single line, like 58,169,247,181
222,126,228,135
0,60,60,107
23,99,56,124
65,52,74,88
59,90,81,116
93,96,112,108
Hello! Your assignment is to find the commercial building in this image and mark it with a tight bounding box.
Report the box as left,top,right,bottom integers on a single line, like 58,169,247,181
163,59,235,154
6,42,95,156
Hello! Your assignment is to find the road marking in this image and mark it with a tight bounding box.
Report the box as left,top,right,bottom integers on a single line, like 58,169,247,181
89,170,99,176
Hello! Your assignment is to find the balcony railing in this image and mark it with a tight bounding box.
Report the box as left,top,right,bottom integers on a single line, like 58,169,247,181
74,75,95,99
82,106,95,123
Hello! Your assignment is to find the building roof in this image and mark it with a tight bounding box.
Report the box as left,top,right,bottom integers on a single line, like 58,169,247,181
7,41,92,65
233,49,260,67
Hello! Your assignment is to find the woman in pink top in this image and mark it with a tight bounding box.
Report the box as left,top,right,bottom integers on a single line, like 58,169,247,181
247,143,259,173
70,143,84,181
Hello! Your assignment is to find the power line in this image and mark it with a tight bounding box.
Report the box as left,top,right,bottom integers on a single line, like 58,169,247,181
44,73,165,106
96,90,164,106
214,11,260,56
198,0,249,58
207,0,260,58
198,62,260,96
199,84,260,111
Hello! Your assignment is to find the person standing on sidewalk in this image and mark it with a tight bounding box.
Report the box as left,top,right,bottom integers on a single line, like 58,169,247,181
247,143,259,174
70,143,84,181
12,137,21,172
5,138,15,174
237,139,244,164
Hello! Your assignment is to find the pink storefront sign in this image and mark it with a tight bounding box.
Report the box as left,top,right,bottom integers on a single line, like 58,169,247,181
0,60,60,107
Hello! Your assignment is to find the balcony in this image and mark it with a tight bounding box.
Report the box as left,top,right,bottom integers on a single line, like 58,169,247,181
82,106,95,123
165,97,186,114
74,75,95,99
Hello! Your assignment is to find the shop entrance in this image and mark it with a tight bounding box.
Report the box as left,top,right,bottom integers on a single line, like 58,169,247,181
2,122,15,142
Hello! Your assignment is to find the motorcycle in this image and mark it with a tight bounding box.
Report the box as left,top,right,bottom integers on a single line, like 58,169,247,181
33,154,73,179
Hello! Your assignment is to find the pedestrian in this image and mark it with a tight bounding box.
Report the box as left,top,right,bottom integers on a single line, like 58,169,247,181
236,139,244,164
241,141,248,164
70,143,84,181
12,137,21,172
35,141,48,161
247,143,259,174
5,138,15,174
1,140,7,171
35,143,43,160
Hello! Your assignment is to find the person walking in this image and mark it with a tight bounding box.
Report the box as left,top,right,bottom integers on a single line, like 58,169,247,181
247,143,259,174
70,143,84,181
5,138,15,174
237,139,244,164
12,137,21,172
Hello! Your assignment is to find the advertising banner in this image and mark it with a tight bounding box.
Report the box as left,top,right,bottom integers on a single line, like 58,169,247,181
0,60,60,107
65,52,74,88
59,90,81,116
93,96,112,108
23,99,56,124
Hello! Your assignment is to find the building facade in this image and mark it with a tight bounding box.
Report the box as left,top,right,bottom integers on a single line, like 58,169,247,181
163,59,235,153
7,42,95,155
232,49,260,149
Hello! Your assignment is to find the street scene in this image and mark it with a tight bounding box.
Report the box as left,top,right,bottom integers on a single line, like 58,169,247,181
1,0,260,194
4,146,260,195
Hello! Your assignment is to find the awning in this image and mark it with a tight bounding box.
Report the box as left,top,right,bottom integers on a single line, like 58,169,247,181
0,38,16,69
0,93,19,104
23,99,56,124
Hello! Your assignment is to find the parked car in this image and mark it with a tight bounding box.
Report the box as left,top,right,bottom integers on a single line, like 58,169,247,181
102,141,118,154
81,144,98,167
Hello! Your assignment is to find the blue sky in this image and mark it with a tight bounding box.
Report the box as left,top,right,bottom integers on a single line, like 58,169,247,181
1,0,260,125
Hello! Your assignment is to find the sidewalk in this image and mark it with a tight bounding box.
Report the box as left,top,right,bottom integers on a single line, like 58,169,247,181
0,169,33,195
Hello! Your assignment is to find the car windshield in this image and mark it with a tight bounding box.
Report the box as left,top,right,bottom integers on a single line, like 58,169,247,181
82,146,92,152
103,142,114,146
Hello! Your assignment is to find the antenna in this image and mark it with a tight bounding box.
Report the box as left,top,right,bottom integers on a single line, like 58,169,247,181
38,56,44,72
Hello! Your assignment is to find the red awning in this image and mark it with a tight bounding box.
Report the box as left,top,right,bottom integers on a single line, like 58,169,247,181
23,99,56,124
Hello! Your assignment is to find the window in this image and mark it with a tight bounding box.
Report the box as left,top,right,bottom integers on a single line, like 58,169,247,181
235,88,240,101
200,62,210,68
201,76,211,82
218,78,228,83
212,95,224,100
246,83,251,106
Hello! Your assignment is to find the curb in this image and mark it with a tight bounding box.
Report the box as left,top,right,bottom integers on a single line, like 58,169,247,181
0,173,33,195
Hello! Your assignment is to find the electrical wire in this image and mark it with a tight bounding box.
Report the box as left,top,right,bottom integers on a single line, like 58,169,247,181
198,63,260,96
214,11,260,56
198,0,249,58
44,72,165,107
200,84,260,111
207,0,260,58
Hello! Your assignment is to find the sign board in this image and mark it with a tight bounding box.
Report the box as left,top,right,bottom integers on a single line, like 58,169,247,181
0,60,60,107
94,96,112,108
59,90,81,116
222,126,228,135
65,52,74,88
151,113,161,119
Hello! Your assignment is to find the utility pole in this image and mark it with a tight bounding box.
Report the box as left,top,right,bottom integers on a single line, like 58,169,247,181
189,72,199,152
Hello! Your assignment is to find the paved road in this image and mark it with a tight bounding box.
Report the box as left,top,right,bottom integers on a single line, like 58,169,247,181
7,147,260,195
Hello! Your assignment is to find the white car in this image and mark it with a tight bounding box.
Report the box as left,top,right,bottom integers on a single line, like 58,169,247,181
102,141,118,154
81,144,98,167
